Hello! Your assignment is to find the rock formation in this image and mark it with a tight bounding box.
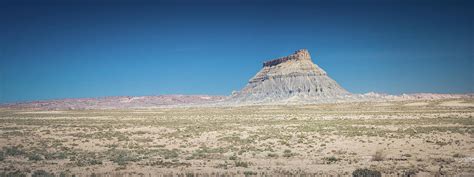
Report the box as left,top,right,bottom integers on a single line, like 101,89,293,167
229,49,349,103
2,95,226,110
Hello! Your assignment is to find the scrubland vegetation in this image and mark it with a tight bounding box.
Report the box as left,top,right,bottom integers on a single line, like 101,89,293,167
0,99,472,176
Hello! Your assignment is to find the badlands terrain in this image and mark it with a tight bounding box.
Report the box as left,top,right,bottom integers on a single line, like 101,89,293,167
0,98,473,176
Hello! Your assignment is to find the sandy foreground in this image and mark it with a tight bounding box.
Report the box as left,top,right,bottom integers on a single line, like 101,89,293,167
0,99,473,176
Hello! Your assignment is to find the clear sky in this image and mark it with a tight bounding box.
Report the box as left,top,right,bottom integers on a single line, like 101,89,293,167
0,0,473,103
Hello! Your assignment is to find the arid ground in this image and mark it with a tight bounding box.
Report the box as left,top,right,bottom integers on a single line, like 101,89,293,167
0,99,473,176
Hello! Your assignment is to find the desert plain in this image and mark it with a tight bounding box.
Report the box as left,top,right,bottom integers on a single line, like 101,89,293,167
0,98,473,176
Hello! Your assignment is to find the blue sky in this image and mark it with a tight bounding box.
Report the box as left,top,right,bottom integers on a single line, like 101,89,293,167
0,0,473,103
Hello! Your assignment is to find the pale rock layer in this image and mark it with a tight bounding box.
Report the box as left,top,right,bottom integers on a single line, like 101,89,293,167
230,49,349,103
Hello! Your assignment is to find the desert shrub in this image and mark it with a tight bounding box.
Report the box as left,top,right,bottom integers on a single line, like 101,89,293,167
32,170,54,177
243,171,258,176
185,173,196,177
40,130,51,134
372,150,384,161
187,150,207,160
117,135,129,141
161,149,179,159
401,169,417,177
238,149,247,155
89,159,103,165
282,153,292,157
323,156,339,164
235,161,250,168
28,154,43,161
59,172,69,177
147,160,191,168
282,149,296,158
279,140,290,146
352,168,381,177
0,170,27,177
453,153,465,158
402,154,412,158
110,151,139,165
267,153,278,158
44,151,68,160
0,151,4,161
435,141,449,146
3,146,25,156
112,154,131,165
433,157,455,164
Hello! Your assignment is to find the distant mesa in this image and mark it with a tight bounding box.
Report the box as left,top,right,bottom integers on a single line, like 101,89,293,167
229,49,349,103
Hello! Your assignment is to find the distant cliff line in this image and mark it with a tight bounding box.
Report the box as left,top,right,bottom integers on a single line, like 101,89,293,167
263,49,311,67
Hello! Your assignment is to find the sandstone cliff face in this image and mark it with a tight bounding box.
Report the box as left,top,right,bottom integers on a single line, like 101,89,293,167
230,49,349,103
